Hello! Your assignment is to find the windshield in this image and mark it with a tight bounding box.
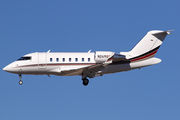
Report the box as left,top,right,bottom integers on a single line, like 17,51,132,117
17,56,31,61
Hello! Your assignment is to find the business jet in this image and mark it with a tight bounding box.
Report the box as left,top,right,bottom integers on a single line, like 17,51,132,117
3,30,172,86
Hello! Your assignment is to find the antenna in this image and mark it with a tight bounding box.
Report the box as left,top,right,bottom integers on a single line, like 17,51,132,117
88,50,91,53
47,50,51,53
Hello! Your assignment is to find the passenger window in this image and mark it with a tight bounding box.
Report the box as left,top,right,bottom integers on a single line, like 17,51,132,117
50,58,52,62
56,58,59,62
88,58,90,62
69,58,71,62
82,58,84,62
63,58,65,62
75,58,78,62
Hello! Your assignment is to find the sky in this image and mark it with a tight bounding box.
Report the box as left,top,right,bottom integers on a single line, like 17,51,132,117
0,0,180,120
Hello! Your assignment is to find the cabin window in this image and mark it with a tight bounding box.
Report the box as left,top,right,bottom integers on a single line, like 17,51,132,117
69,58,71,62
82,58,84,62
56,58,59,62
88,58,90,62
63,58,65,62
75,58,78,62
50,58,53,62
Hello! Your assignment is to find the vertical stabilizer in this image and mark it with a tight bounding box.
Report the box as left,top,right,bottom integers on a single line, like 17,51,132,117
126,30,171,61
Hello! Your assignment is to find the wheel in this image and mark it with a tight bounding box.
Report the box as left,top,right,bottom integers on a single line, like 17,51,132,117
83,79,89,86
19,80,23,85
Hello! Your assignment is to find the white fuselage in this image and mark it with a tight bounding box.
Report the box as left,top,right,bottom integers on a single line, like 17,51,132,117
3,52,161,76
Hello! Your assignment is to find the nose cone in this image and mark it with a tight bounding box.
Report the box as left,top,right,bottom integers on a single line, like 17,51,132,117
3,66,10,72
3,63,18,73
3,66,7,71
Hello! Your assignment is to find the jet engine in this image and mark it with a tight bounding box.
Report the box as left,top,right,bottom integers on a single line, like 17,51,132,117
94,51,115,63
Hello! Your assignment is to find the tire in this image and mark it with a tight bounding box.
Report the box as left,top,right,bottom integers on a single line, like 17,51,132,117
19,80,23,85
83,79,89,86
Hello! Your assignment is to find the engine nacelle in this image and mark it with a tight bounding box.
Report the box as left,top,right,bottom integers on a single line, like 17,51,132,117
94,51,115,63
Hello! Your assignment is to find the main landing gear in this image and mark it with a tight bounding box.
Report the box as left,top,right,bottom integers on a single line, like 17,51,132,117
18,74,23,85
82,77,89,86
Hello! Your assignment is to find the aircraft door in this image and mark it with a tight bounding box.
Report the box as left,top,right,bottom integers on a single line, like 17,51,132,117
38,53,47,68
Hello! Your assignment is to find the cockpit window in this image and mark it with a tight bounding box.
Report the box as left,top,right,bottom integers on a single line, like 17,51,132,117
17,56,31,61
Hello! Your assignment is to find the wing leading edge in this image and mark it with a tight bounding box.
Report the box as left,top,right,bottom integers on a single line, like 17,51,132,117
60,63,104,78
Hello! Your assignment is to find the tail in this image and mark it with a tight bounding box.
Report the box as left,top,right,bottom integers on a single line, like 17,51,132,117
122,30,172,62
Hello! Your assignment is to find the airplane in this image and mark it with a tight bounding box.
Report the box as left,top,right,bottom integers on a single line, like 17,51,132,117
3,30,172,86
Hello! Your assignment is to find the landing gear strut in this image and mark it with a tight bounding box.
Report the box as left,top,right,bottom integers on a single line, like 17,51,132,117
18,74,23,85
82,78,89,86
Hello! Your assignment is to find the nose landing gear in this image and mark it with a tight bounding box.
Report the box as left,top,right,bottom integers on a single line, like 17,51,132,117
18,74,23,85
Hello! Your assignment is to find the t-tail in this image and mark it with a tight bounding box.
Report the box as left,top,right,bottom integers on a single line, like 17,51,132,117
121,30,172,62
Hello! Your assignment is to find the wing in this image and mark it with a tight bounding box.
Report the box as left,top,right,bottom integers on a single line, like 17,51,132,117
60,63,105,78
60,54,129,77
